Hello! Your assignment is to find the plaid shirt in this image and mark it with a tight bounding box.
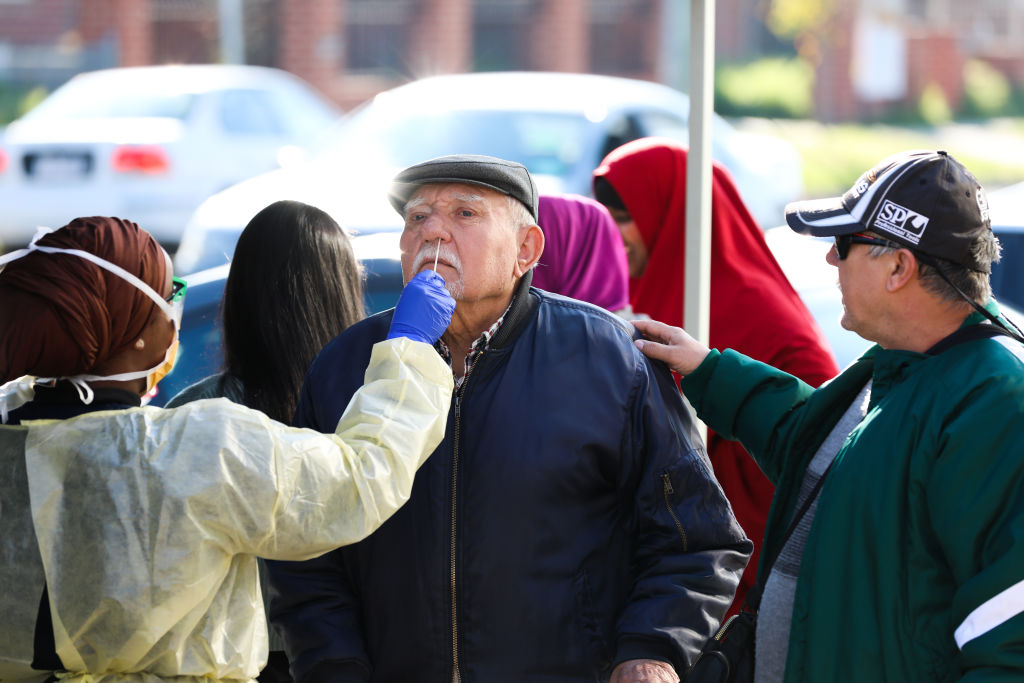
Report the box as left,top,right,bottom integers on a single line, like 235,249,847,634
436,304,510,388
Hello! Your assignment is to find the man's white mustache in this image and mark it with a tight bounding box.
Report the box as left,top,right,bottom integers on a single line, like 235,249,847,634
412,245,461,275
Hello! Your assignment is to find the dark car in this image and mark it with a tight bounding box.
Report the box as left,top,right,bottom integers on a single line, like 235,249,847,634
150,246,404,407
988,181,1024,311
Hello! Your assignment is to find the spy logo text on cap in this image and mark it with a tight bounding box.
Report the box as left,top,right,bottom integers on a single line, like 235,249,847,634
875,200,930,244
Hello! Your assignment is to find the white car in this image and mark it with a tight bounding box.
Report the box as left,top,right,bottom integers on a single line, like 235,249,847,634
173,71,804,274
0,64,342,251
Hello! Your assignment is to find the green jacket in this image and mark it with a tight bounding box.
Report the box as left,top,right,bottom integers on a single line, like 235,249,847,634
681,305,1024,682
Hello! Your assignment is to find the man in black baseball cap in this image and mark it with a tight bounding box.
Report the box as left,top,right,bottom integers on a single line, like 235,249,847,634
269,154,752,683
786,149,1020,337
628,149,1024,682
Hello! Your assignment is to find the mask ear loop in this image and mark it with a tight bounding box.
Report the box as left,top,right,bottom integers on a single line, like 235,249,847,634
66,377,96,405
0,234,178,325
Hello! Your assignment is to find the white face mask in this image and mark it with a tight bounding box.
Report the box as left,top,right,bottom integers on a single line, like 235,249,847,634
0,229,183,419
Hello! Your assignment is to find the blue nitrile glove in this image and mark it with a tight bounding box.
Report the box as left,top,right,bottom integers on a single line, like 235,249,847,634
387,270,456,344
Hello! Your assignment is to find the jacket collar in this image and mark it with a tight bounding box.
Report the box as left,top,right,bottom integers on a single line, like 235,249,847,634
863,299,1005,402
488,269,539,350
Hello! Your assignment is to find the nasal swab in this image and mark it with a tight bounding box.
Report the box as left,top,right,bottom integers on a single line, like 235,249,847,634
433,238,441,271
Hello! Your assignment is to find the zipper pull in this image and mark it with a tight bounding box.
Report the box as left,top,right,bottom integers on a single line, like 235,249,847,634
661,472,674,495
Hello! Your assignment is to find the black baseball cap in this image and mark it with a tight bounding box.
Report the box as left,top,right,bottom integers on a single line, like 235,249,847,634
785,150,993,273
388,154,539,221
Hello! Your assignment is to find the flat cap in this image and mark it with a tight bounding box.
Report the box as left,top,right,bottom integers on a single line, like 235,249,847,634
388,154,539,221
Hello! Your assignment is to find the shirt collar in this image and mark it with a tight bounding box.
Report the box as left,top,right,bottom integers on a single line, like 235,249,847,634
436,301,513,386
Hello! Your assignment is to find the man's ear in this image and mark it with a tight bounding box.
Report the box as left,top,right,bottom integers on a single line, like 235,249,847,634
886,249,919,292
515,224,545,277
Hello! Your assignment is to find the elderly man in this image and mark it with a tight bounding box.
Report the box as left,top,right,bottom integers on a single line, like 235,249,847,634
267,154,752,683
635,150,1024,682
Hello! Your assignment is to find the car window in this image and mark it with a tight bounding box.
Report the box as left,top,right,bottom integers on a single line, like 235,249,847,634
218,89,285,136
268,83,342,138
599,114,644,160
636,110,689,141
23,83,195,121
322,106,589,177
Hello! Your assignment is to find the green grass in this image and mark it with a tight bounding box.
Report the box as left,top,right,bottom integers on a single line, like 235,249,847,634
716,57,814,119
0,83,47,125
737,118,1024,199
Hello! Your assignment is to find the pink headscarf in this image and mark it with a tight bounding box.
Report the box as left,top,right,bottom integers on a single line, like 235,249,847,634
533,194,630,312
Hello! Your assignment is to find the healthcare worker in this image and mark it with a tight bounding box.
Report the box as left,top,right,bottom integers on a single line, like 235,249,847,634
0,216,455,683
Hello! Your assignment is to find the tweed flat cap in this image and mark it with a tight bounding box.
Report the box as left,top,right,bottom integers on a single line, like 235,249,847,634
388,154,539,221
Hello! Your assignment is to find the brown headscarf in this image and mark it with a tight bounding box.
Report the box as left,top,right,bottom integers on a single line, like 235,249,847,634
0,217,169,382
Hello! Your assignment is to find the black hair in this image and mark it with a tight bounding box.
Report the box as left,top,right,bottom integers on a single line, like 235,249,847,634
221,200,365,423
593,176,627,212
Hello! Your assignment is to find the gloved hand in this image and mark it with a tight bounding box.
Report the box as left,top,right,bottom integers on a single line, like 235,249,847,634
387,270,456,344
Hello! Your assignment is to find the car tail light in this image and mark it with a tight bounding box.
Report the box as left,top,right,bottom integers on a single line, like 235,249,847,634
0,148,7,175
111,145,170,174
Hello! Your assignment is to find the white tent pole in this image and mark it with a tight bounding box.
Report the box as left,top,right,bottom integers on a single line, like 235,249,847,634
685,0,715,441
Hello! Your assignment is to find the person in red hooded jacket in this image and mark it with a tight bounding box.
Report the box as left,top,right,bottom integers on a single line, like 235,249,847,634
593,137,839,616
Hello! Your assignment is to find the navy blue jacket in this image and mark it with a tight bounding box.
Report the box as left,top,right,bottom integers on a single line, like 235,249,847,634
267,277,751,683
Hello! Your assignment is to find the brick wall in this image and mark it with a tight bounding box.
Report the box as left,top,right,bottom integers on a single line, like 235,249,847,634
5,0,1022,119
113,0,151,66
0,0,75,44
907,29,964,112
278,0,342,101
812,3,858,122
407,0,472,75
528,0,587,73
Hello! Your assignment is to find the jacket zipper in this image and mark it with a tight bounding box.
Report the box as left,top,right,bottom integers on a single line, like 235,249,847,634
713,613,738,640
661,473,688,552
451,356,478,683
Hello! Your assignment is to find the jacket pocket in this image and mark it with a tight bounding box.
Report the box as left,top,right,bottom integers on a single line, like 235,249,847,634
660,470,689,552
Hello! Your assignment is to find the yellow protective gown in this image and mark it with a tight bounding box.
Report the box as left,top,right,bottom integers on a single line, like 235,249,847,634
0,338,452,683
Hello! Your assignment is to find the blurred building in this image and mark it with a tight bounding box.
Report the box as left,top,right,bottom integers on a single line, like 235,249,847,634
813,0,1024,121
0,0,663,109
1,0,1024,120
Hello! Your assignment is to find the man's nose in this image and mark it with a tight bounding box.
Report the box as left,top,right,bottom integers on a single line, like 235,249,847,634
419,213,450,240
825,243,839,267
